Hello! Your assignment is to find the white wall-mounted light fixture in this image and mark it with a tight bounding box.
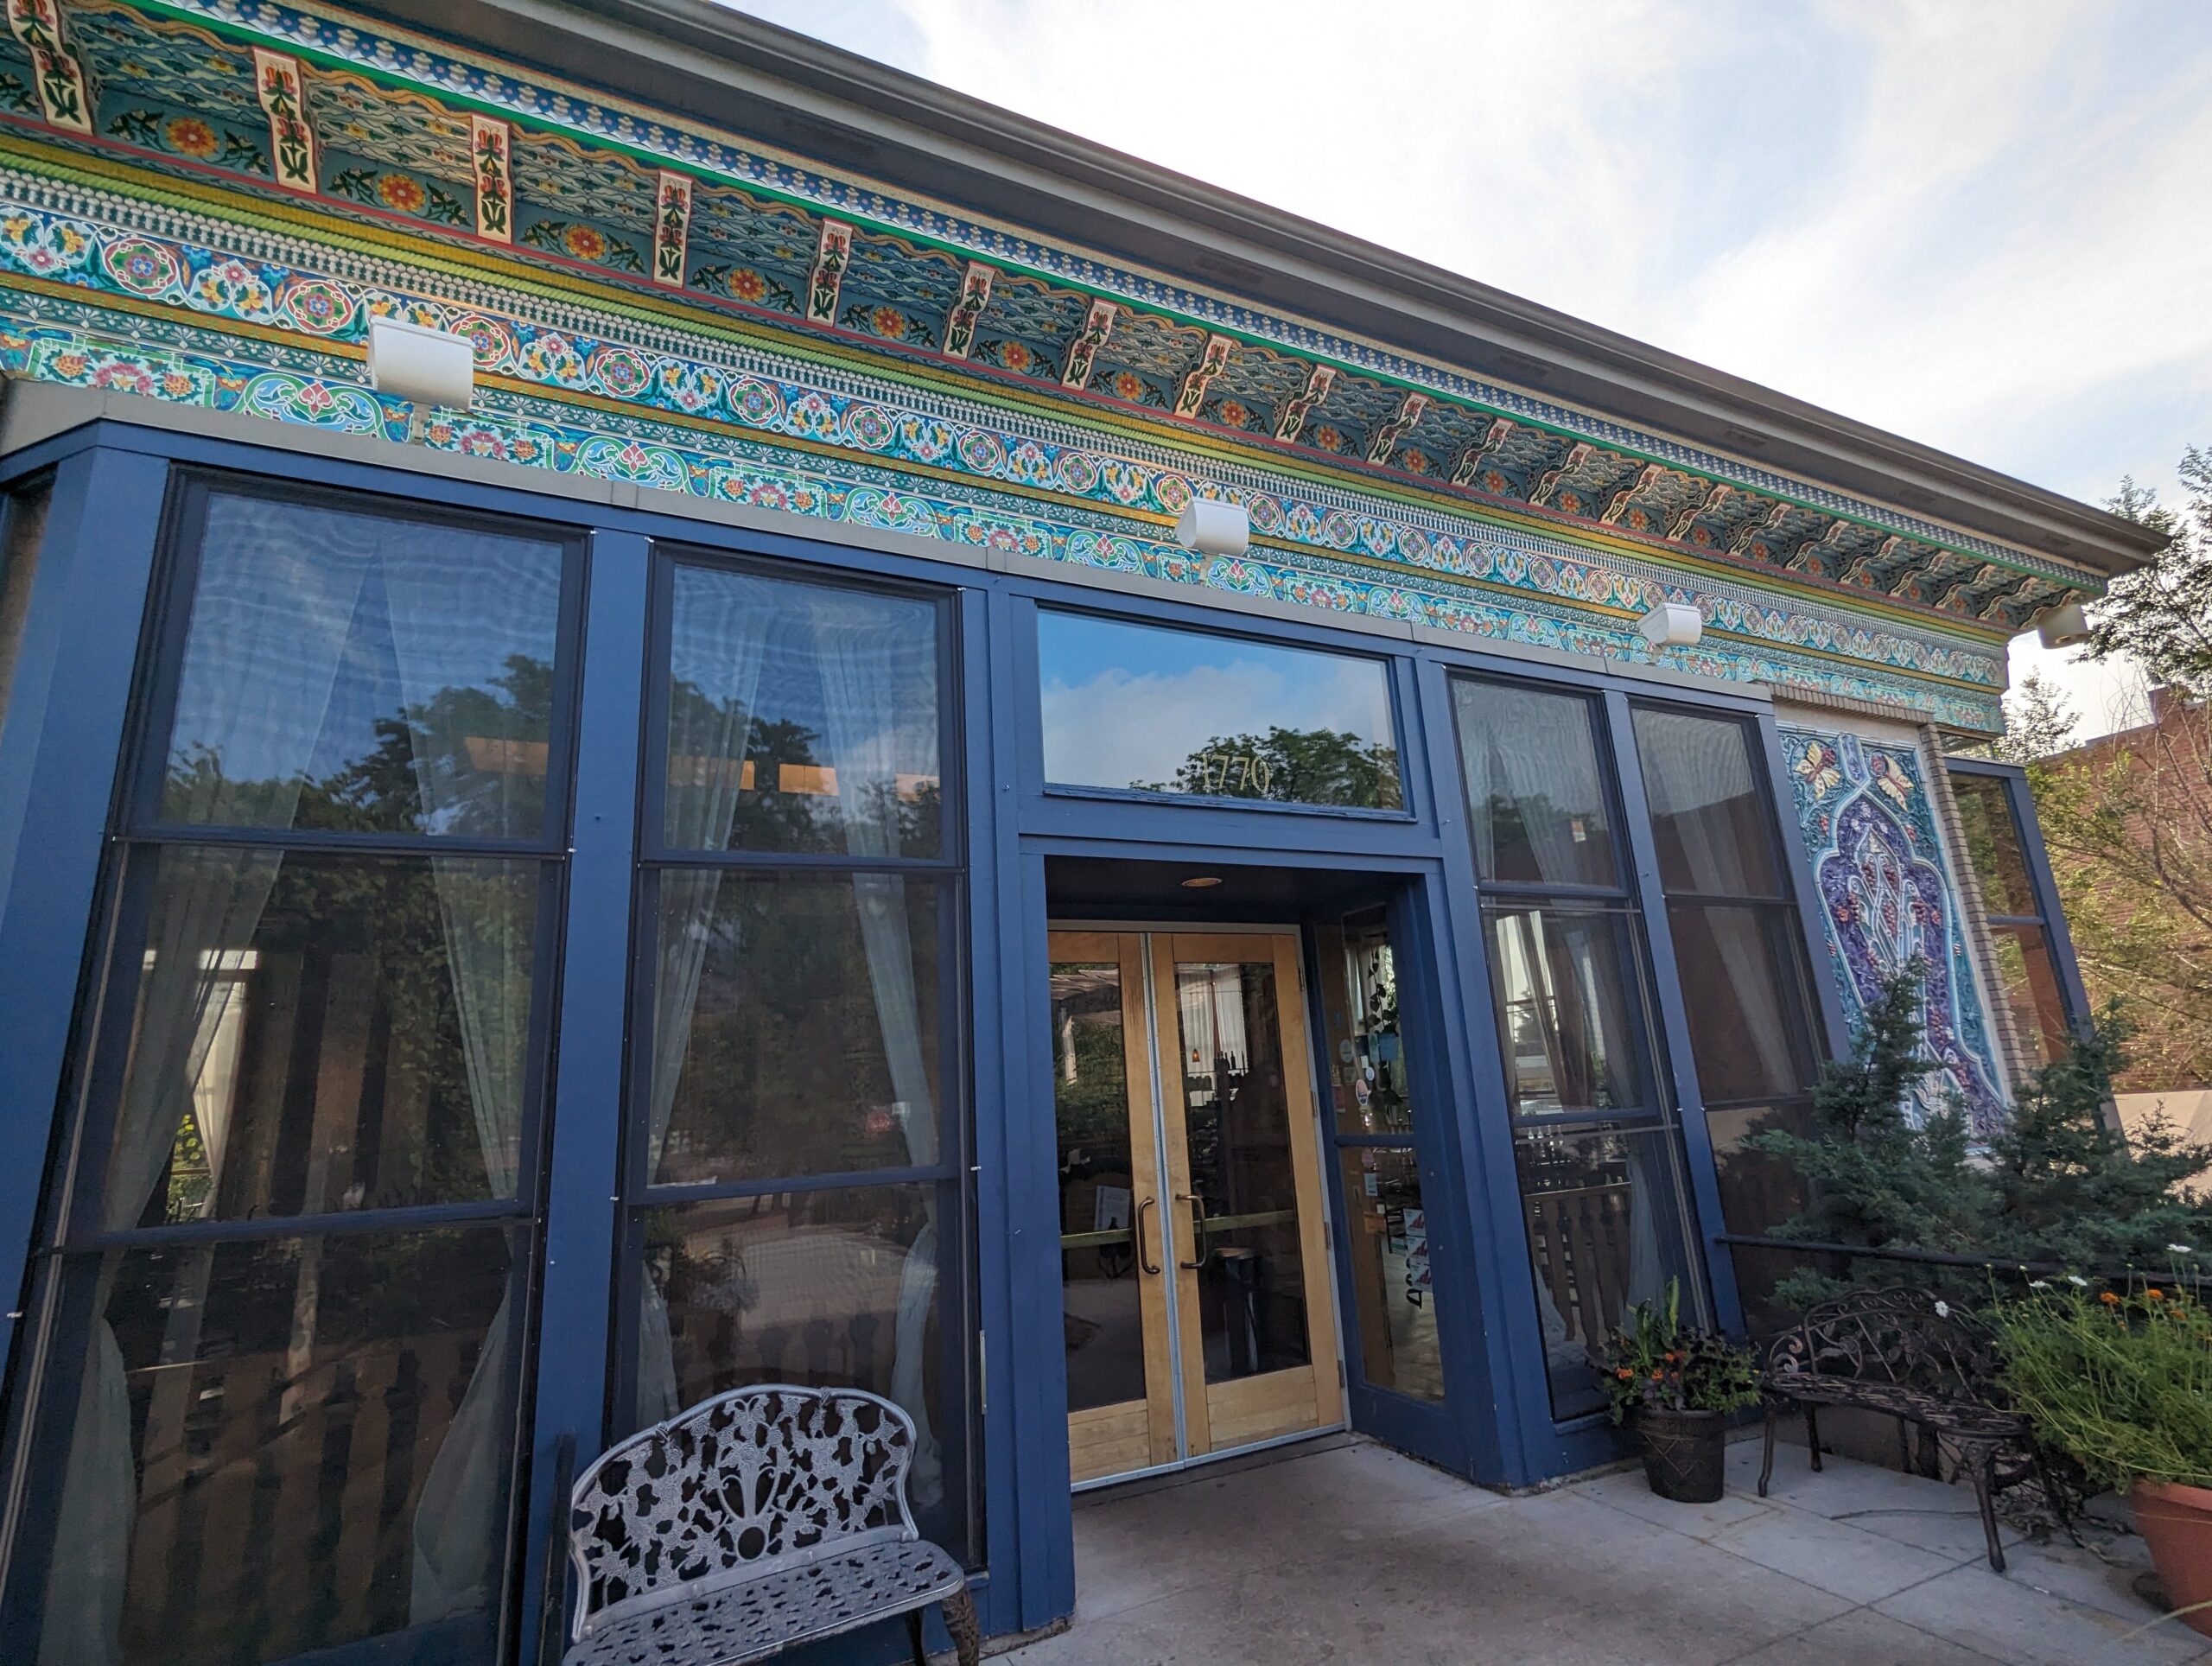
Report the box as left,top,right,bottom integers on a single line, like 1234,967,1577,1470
366,316,475,441
1175,498,1250,558
2036,601,2091,649
1638,601,1703,649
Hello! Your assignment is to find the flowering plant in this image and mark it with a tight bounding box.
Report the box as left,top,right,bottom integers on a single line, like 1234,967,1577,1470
1992,1255,2212,1492
1594,1278,1761,1424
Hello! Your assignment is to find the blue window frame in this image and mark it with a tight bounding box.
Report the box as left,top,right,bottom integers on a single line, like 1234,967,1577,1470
610,544,980,1565
1446,672,1709,1420
0,471,588,1666
1945,759,2092,1068
1033,605,1411,817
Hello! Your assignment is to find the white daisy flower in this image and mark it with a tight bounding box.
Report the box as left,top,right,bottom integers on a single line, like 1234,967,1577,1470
2067,1275,2088,1288
2029,1281,2050,1290
2169,1244,2197,1256
1933,1300,1951,1318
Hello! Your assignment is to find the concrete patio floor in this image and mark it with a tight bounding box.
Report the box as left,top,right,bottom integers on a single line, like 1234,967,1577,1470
999,1434,2211,1665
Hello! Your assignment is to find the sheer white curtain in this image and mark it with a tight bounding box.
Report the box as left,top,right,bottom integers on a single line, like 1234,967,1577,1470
1635,713,1796,1090
635,569,772,1421
383,556,546,1622
42,498,365,1666
810,588,944,1506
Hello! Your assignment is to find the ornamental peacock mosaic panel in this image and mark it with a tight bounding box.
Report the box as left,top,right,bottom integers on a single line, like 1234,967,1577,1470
1780,724,2008,1138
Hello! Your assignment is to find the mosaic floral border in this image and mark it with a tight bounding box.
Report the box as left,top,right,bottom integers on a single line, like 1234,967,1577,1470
129,0,2095,592
1780,723,2007,1135
0,295,2009,732
0,176,2012,725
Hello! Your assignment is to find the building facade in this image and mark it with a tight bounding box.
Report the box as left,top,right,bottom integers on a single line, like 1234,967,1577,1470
0,2,2156,1661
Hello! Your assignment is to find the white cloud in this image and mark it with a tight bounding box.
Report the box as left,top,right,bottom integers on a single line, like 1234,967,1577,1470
726,0,2210,736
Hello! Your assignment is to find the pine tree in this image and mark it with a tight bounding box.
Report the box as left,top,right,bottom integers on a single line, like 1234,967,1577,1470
1750,960,1989,1304
1980,1005,2212,1270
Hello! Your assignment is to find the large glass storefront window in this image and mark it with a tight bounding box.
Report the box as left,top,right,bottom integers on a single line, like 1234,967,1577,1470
1948,765,2082,1065
1451,676,1706,1419
1037,609,1403,809
620,554,976,1562
5,483,575,1665
1630,705,1827,1332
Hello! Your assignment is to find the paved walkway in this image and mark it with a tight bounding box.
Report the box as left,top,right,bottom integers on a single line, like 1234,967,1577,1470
1000,1434,2209,1665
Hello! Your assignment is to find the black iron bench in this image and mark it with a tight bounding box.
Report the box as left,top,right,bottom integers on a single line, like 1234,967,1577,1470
559,1383,979,1666
1758,1286,2067,1573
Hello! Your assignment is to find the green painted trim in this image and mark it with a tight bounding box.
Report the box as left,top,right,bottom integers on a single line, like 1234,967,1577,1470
118,0,2097,593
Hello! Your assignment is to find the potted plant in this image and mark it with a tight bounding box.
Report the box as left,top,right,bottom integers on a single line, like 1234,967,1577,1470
1596,1278,1760,1503
1992,1262,2212,1637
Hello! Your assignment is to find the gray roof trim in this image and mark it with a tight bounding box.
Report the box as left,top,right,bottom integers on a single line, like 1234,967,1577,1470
354,0,2158,575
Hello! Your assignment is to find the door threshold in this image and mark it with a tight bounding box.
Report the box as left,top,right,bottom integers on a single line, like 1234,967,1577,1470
1071,1423,1351,1496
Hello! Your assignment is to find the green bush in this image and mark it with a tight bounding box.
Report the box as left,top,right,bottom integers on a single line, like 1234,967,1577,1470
1751,963,2212,1306
1991,1270,2212,1492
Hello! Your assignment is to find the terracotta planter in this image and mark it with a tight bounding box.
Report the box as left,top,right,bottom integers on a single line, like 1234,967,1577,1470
2133,1479,2212,1639
1635,1407,1728,1503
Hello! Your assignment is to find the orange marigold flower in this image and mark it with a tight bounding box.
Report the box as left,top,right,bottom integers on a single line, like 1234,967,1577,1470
1664,1351,1680,1363
2100,1291,2121,1305
1616,1369,1632,1381
1649,1371,1663,1382
2147,1288,2164,1300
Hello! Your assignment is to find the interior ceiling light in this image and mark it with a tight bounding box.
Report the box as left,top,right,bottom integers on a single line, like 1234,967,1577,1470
1180,875,1224,888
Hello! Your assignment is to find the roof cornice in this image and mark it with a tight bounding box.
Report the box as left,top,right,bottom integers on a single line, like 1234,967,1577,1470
354,0,2162,578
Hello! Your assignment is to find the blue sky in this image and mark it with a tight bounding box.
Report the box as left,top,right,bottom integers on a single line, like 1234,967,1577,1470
724,0,2212,737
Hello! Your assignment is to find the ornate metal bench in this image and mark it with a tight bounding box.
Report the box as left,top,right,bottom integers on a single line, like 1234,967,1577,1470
1758,1286,2067,1572
561,1384,979,1666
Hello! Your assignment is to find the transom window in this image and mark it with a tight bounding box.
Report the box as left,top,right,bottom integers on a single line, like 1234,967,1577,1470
1036,608,1403,811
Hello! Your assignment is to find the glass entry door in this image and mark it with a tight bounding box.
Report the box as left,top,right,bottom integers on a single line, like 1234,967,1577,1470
1050,930,1341,1486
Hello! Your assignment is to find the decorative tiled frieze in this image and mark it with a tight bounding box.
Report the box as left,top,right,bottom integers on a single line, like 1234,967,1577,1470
0,179,2012,721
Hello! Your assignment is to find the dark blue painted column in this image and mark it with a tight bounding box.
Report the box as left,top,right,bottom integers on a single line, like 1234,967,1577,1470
518,527,650,1663
0,441,171,1389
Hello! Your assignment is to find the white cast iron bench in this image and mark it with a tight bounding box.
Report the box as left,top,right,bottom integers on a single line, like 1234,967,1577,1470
561,1384,979,1666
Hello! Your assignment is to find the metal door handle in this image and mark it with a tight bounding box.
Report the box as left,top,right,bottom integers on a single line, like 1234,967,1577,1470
1177,1192,1210,1269
1135,1196,1161,1275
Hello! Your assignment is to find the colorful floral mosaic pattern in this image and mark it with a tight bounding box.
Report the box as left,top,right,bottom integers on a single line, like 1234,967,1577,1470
1781,724,2007,1136
0,181,2010,729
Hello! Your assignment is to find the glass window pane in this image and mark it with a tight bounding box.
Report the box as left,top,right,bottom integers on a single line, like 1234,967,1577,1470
0,479,49,748
1948,771,2037,918
35,1228,518,1666
1483,902,1658,1117
1337,1147,1443,1402
1052,958,1148,1414
1037,610,1402,810
1514,1123,1706,1419
636,1185,971,1561
104,849,537,1226
665,563,942,856
1631,706,1783,898
1706,1100,1818,1337
161,492,566,838
1450,679,1617,886
1665,902,1821,1104
1992,921,2073,1065
1313,905,1416,1135
647,873,944,1186
1171,957,1314,1383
